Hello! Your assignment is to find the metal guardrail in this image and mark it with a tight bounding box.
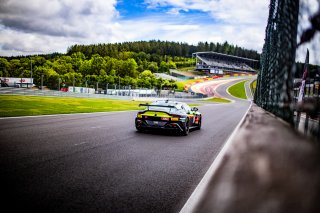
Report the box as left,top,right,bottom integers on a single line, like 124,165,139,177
0,87,206,100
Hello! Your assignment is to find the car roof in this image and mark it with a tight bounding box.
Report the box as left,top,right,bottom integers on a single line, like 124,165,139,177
151,100,185,106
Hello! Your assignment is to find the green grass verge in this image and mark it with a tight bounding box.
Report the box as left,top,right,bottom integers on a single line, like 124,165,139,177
176,79,195,90
228,80,248,100
177,67,195,72
176,78,209,91
250,80,257,96
0,95,149,117
0,95,201,117
201,98,231,103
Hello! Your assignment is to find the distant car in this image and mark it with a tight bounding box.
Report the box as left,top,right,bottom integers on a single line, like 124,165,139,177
135,100,202,135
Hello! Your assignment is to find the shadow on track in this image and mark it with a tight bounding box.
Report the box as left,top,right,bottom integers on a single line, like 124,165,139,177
134,128,198,137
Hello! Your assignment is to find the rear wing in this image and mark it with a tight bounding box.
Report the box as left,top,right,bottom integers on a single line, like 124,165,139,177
139,104,176,110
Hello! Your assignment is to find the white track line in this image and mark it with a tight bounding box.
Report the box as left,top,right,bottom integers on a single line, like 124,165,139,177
179,101,252,213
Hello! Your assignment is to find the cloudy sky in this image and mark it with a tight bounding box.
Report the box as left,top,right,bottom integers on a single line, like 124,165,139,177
0,0,318,64
0,0,272,56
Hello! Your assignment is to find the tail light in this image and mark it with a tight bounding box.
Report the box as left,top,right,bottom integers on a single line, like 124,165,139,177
171,114,181,121
161,117,170,121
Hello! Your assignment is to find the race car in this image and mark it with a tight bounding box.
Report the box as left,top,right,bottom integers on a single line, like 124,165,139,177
135,100,202,135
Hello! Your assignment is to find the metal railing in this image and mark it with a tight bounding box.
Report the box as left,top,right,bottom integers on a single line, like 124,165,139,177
0,87,206,100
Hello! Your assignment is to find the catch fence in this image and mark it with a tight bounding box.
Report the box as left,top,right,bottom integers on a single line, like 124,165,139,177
255,0,320,140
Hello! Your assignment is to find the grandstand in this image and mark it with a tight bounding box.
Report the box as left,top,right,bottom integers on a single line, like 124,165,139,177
192,52,259,75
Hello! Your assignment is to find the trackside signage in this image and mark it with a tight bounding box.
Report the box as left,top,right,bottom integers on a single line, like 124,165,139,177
68,86,95,94
0,77,33,86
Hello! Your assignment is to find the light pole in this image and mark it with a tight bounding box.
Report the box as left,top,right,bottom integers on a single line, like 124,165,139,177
0,67,5,87
20,73,23,88
192,53,194,64
129,85,131,96
30,58,32,89
58,78,61,91
105,75,108,95
41,74,44,90
118,76,121,96
96,81,99,93
73,76,76,92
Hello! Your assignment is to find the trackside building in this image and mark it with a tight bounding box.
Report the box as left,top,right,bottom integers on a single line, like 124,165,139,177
192,52,259,75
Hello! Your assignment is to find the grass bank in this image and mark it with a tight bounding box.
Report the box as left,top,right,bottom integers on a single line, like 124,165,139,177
0,95,201,117
176,77,220,91
201,97,231,103
250,80,257,96
228,80,248,100
176,79,199,91
0,95,148,117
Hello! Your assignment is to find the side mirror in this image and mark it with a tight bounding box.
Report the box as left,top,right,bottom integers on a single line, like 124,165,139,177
192,107,198,111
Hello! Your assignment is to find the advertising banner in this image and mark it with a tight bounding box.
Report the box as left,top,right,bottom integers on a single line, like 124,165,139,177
0,77,33,87
68,86,95,94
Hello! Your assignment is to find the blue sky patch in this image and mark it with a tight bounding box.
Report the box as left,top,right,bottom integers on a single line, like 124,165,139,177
116,0,217,26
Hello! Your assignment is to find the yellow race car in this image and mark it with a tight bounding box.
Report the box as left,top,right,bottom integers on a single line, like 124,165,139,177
135,100,201,136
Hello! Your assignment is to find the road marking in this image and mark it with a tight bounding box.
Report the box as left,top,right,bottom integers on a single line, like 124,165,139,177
91,126,102,129
0,110,138,120
74,142,87,146
180,101,253,213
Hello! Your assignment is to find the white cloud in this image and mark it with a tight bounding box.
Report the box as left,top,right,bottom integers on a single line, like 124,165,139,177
0,0,118,36
0,0,119,55
137,0,269,51
115,16,265,53
144,0,269,25
136,0,269,52
167,8,185,15
145,0,210,11
142,0,320,64
296,0,320,64
0,0,270,57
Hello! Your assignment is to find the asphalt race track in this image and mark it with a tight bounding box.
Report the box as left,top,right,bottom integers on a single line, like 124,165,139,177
0,80,251,212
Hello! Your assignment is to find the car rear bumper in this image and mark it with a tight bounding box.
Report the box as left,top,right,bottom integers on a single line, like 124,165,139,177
135,118,184,132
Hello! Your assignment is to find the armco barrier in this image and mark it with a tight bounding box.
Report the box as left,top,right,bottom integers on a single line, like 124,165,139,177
0,87,204,100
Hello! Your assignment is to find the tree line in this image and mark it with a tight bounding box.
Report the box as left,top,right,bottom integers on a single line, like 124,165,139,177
0,40,261,90
0,52,187,90
67,40,260,60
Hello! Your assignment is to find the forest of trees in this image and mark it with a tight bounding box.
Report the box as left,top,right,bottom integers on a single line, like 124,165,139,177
0,40,260,90
67,40,260,60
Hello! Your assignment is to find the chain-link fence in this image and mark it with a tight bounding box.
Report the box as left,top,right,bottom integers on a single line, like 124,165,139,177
255,0,320,140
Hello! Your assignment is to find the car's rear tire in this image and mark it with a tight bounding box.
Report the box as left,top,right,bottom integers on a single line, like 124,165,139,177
136,126,144,132
182,119,189,136
135,121,144,132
